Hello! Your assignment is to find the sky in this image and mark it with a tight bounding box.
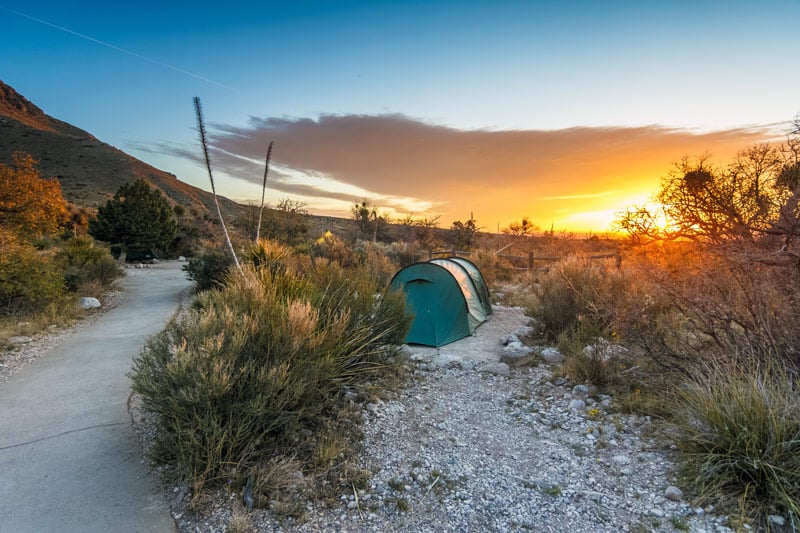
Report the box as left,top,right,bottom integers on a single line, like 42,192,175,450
2,0,799,233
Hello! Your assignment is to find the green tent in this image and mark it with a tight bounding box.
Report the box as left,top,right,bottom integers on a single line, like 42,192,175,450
389,257,492,347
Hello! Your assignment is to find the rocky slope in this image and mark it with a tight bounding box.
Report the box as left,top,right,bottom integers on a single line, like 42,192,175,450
0,79,242,219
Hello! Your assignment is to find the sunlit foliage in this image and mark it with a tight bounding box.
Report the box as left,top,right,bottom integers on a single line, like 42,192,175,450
617,120,800,257
0,151,68,239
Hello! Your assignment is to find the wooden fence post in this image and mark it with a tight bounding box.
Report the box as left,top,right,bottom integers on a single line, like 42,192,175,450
528,251,534,270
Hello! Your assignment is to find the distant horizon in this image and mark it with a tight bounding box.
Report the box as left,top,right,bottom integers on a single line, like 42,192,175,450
2,1,798,232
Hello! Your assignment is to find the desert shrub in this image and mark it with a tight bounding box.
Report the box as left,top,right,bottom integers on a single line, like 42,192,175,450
0,236,65,315
385,241,424,268
616,245,800,375
673,360,800,523
311,234,400,288
242,238,293,276
183,250,234,291
470,248,513,287
530,255,626,345
55,236,122,291
130,261,410,495
304,258,411,351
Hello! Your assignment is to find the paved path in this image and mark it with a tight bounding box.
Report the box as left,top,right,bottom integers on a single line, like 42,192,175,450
0,262,191,533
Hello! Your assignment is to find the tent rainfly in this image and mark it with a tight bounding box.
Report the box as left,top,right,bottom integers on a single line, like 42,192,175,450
389,257,493,347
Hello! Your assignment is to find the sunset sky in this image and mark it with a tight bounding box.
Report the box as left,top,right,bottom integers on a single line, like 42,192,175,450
2,1,798,233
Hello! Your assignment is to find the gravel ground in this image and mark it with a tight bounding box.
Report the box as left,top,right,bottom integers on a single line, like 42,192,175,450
167,306,735,533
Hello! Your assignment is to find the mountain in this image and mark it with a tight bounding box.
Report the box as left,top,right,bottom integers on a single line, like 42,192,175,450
0,79,241,219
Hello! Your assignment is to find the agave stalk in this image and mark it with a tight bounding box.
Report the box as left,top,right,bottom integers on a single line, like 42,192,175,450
193,96,240,271
255,140,273,242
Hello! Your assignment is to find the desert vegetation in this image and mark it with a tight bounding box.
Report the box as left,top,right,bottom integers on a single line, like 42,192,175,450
0,151,121,336
508,117,800,527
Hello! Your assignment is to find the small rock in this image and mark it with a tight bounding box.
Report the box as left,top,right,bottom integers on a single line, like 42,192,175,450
512,325,535,338
540,347,564,363
568,399,586,412
648,508,664,518
572,384,590,397
768,515,785,527
500,333,519,346
612,455,631,466
500,344,536,367
480,362,511,376
79,297,101,309
8,336,32,345
664,486,683,501
431,354,462,369
178,256,186,261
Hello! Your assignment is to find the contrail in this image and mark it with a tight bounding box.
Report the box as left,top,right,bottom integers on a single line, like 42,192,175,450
1,6,237,92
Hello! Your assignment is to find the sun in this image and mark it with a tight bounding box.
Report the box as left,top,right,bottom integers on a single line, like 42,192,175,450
646,202,675,234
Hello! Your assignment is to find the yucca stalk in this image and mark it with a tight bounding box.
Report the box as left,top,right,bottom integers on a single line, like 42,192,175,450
193,96,240,271
255,141,273,242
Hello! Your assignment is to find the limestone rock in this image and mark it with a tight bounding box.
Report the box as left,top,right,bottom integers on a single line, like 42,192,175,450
500,342,536,367
79,297,102,310
479,362,511,376
540,347,564,363
664,486,683,501
8,336,32,345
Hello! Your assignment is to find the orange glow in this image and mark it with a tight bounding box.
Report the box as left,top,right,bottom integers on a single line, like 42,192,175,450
212,118,777,234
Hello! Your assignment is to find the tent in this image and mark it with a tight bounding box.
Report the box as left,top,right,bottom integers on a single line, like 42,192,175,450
389,257,493,347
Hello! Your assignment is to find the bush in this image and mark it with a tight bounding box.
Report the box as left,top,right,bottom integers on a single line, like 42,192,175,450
55,236,122,291
0,231,65,316
470,248,513,287
183,250,234,291
673,361,800,523
616,245,800,375
531,255,626,345
130,261,410,496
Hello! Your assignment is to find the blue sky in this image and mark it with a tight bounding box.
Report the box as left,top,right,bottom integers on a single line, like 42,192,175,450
2,1,799,231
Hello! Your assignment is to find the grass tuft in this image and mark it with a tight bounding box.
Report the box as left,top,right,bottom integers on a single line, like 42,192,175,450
673,360,800,522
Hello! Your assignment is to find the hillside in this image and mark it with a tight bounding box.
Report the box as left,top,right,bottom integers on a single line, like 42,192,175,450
0,79,242,220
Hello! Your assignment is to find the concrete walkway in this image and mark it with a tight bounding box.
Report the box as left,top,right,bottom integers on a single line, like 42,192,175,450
0,262,191,532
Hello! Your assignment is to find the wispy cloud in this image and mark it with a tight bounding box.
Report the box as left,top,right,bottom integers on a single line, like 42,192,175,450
155,113,776,231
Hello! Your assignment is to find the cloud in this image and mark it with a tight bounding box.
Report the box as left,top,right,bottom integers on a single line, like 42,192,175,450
158,113,775,231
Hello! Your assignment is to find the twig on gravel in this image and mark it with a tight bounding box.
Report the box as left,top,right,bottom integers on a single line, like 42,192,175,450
352,483,364,519
420,475,440,504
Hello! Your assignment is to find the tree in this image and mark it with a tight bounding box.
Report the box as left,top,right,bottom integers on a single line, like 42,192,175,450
450,214,479,250
89,179,177,260
351,199,388,242
0,151,68,239
617,118,800,262
503,217,538,237
619,146,791,245
413,215,441,250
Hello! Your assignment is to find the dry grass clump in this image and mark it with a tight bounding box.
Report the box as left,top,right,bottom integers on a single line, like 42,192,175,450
130,252,411,505
673,360,800,525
